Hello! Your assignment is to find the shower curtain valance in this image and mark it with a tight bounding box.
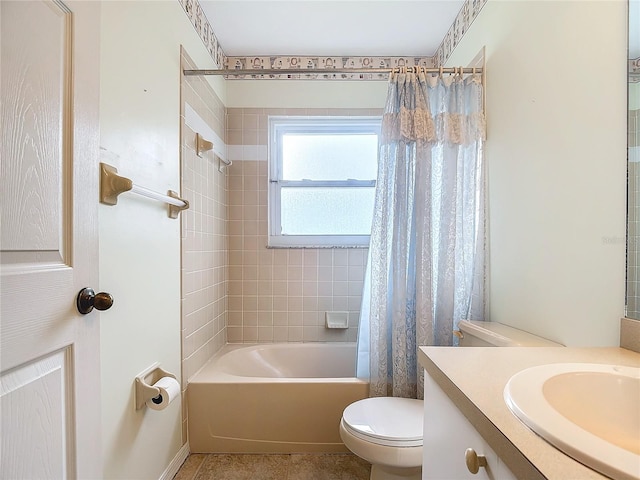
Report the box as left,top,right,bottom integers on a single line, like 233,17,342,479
380,70,486,146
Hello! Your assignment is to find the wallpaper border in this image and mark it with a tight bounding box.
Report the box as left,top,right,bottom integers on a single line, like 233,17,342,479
178,0,486,80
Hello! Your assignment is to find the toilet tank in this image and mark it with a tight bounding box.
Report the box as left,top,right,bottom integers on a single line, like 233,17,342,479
457,320,562,347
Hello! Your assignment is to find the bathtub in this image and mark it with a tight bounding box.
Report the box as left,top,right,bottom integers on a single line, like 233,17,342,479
187,343,369,453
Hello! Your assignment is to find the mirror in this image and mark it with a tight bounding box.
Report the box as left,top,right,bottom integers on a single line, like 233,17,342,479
627,0,640,319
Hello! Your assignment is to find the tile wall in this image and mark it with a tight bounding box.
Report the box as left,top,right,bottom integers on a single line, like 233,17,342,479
180,51,228,441
225,107,382,343
177,75,382,437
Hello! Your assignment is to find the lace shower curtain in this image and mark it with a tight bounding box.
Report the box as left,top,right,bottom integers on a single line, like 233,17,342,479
357,69,487,399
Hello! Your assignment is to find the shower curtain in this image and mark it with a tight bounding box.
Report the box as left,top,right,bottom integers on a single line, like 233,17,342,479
357,69,487,399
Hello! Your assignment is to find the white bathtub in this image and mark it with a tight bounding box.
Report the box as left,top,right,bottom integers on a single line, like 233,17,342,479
188,343,369,453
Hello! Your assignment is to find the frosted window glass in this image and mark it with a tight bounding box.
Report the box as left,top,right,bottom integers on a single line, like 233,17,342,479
269,117,381,246
281,187,375,235
282,134,378,181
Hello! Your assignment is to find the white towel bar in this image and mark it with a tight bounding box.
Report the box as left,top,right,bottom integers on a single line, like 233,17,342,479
100,163,189,219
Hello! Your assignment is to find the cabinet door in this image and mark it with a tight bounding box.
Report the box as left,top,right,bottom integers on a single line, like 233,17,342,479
423,371,501,480
496,457,518,480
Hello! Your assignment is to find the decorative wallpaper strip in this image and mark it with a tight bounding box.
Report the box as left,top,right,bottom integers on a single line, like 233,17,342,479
178,0,227,68
435,0,488,66
177,0,482,80
223,56,436,80
631,58,640,83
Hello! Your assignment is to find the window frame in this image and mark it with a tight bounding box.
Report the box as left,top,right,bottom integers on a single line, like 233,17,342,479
268,116,381,248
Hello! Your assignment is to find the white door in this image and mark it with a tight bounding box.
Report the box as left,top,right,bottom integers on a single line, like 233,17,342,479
1,1,102,478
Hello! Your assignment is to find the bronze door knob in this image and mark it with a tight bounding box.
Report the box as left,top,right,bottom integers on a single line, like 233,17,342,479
77,287,114,314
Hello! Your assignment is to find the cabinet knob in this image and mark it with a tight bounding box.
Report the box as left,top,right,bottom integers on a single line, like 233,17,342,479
465,448,487,474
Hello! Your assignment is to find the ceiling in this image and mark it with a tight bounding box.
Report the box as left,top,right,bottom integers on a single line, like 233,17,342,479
199,1,465,57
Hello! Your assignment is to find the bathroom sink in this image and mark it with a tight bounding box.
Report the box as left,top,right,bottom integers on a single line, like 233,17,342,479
504,363,640,480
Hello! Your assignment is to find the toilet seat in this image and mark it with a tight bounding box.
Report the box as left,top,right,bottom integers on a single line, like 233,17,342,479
341,397,423,447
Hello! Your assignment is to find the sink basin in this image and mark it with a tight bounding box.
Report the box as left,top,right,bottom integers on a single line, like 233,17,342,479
504,363,640,480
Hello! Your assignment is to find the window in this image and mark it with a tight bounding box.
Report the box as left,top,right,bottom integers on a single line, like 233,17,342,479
268,117,380,247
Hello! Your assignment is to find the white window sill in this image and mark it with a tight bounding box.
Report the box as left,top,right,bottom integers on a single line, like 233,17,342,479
268,235,370,249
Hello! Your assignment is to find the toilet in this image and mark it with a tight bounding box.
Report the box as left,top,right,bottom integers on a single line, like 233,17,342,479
340,397,424,480
455,320,562,348
340,321,562,480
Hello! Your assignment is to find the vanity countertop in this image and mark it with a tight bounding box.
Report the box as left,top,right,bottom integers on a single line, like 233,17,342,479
418,346,640,480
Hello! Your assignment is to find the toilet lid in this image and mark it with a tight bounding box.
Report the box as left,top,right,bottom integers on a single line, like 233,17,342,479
342,397,423,447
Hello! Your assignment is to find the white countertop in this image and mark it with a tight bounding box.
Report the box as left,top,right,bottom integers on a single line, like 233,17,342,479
418,346,640,480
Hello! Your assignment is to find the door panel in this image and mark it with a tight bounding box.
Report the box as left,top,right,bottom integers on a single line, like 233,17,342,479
1,349,72,479
1,0,71,265
1,1,101,478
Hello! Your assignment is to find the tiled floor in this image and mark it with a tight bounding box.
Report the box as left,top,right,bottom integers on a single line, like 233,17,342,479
174,453,371,480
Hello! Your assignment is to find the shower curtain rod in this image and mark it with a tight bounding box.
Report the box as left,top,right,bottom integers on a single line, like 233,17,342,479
183,67,483,76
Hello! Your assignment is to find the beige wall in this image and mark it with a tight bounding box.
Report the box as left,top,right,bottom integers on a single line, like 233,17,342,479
99,2,225,479
446,0,627,346
226,80,388,109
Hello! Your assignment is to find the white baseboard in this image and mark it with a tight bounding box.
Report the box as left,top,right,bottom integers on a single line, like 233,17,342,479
159,442,190,480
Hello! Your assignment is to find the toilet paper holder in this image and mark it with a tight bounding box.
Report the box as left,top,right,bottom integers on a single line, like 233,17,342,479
134,363,178,410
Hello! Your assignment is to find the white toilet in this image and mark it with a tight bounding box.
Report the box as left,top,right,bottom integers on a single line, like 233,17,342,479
340,321,561,480
340,397,424,480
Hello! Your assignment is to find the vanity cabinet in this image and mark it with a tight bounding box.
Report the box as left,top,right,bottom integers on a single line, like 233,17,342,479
423,370,517,480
